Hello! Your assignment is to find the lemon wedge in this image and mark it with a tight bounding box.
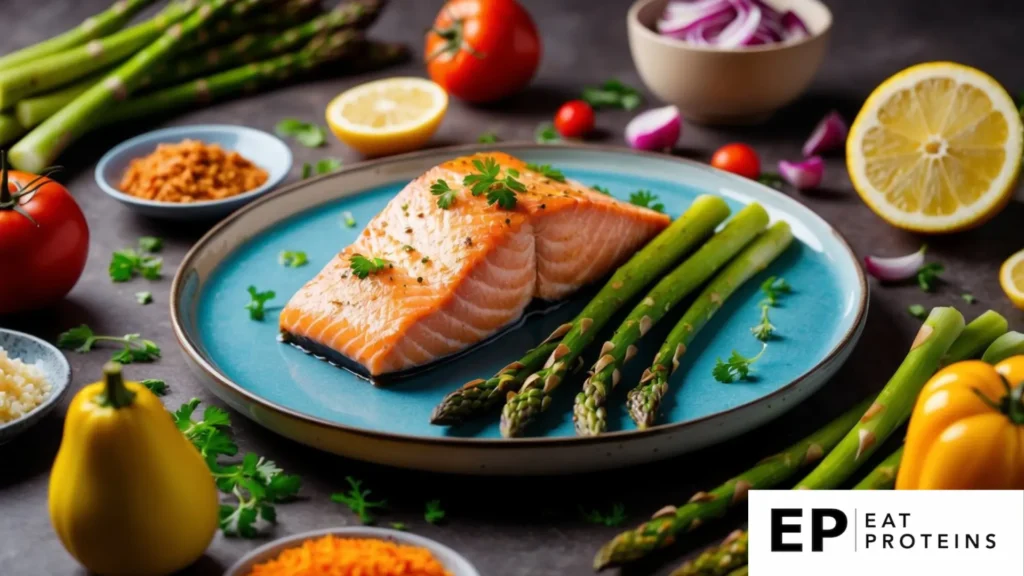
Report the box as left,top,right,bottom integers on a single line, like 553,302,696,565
326,77,448,157
1000,249,1024,310
847,62,1023,233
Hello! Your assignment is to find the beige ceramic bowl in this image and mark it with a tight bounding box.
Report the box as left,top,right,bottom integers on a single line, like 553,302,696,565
628,0,832,125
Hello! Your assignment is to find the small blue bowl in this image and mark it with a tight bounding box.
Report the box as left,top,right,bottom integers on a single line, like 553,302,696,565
95,124,292,220
0,328,72,445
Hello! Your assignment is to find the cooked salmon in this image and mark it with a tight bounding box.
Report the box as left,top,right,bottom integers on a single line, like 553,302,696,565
279,152,670,378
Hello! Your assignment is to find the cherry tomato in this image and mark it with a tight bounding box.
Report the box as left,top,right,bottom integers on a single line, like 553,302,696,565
0,157,89,315
425,0,541,103
710,143,761,179
554,100,595,138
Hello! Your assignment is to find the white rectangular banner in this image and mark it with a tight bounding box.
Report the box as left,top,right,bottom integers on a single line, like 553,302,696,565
748,490,1024,575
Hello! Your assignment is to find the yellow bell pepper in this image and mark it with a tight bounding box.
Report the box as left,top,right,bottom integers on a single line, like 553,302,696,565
896,356,1024,489
49,363,219,576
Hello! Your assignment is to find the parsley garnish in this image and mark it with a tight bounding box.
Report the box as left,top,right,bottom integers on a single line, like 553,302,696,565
751,305,775,342
580,503,627,527
275,118,326,148
478,132,499,143
462,157,526,210
712,343,766,383
916,262,943,292
582,79,642,110
424,499,445,524
421,256,430,263
331,477,387,524
342,211,357,228
138,236,162,253
141,378,168,396
961,293,977,304
757,173,785,189
135,291,153,305
908,304,927,319
174,399,301,537
430,178,457,209
245,286,276,320
760,276,791,307
57,324,161,364
279,250,308,268
535,122,560,144
303,158,343,179
591,184,612,195
525,163,566,182
628,189,664,213
350,254,389,279
109,237,163,282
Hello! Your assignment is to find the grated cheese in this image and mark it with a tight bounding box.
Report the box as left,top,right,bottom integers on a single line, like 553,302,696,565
0,346,52,424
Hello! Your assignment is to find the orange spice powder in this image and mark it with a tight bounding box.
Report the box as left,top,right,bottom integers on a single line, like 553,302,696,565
119,139,268,203
246,535,453,576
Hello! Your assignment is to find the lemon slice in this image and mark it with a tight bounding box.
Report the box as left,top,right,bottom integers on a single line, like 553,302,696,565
326,77,448,157
1000,249,1024,310
847,62,1023,233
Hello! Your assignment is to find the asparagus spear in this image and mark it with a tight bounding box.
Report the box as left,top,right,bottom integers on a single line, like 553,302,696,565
593,397,870,570
0,114,26,147
0,1,199,109
725,568,748,576
8,0,238,173
94,34,408,128
628,221,793,430
177,0,323,52
669,530,747,576
982,331,1024,364
0,0,155,73
940,309,1007,366
431,195,731,426
569,203,770,437
793,307,965,489
852,445,903,490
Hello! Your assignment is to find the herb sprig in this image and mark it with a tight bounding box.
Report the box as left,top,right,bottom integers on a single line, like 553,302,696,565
908,304,927,319
57,324,161,364
141,379,168,396
109,236,163,282
245,286,276,320
279,250,308,268
302,158,342,179
478,132,499,143
331,477,387,525
580,503,627,527
430,178,458,209
916,262,943,292
425,499,445,524
342,211,357,228
582,79,642,110
535,123,560,144
628,189,664,213
759,276,791,306
462,157,526,210
751,305,776,342
275,118,326,148
712,343,767,383
525,163,566,182
350,254,390,279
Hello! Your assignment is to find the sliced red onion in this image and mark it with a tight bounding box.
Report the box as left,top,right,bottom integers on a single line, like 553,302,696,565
778,156,823,190
625,105,682,151
864,246,926,282
802,111,848,157
781,10,810,40
716,2,762,47
659,2,735,40
657,0,811,47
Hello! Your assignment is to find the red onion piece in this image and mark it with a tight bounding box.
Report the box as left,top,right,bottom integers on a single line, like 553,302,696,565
658,0,803,48
802,111,848,157
864,246,927,282
716,1,762,47
625,105,683,151
781,10,810,40
659,2,735,40
778,156,823,190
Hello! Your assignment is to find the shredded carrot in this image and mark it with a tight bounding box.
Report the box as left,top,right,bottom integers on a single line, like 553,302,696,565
246,535,454,576
119,139,268,203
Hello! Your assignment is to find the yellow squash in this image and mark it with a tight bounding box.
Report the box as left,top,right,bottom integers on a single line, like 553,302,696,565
896,357,1024,489
49,363,219,575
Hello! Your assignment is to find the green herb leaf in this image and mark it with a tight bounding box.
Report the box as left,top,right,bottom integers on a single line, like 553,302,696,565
342,211,357,228
389,522,407,531
57,325,160,363
138,236,163,253
275,118,326,148
712,343,766,383
582,79,643,110
628,189,664,213
331,477,387,524
424,499,445,524
279,250,308,268
109,248,163,282
350,254,389,279
760,276,791,307
525,163,566,182
462,157,523,210
757,173,785,189
535,122,560,144
302,163,313,179
591,184,612,195
961,293,978,304
478,132,499,143
430,178,458,209
916,262,944,292
141,379,168,396
750,304,775,342
487,186,517,210
316,157,343,175
57,324,96,352
579,503,627,527
135,291,153,305
245,286,276,321
908,304,927,319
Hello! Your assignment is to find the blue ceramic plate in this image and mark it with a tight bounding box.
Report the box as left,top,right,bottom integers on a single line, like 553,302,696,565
171,144,867,475
95,124,292,220
0,328,71,444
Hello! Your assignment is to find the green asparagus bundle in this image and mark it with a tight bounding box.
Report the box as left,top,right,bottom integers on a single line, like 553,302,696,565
940,310,1008,366
16,0,383,129
8,0,238,173
982,331,1024,364
0,0,155,72
431,195,732,426
0,114,26,147
628,221,793,430
568,203,770,437
852,445,903,490
94,33,408,128
593,397,869,569
178,0,323,52
0,1,199,109
669,530,748,576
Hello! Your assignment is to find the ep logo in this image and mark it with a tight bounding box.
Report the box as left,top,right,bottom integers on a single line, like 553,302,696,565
771,508,848,552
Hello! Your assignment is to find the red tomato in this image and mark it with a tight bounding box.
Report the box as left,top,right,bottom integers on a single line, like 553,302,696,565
710,143,761,179
554,100,595,138
0,159,88,315
425,0,541,103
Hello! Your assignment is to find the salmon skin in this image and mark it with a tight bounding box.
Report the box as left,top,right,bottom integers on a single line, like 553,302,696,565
279,152,670,380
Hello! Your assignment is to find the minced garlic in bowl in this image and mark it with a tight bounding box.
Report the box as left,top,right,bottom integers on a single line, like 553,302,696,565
0,346,52,424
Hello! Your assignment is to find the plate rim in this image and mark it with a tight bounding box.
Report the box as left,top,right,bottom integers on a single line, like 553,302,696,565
170,142,868,448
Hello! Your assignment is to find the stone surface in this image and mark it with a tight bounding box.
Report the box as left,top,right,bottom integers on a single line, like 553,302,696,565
1,1,1022,575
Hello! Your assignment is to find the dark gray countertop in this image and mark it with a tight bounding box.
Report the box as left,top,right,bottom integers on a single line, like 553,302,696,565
2,1,1022,574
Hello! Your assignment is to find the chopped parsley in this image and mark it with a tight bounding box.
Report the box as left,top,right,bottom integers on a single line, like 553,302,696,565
278,250,308,268
750,305,775,342
424,499,445,524
350,254,389,279
135,291,153,305
301,158,342,179
908,304,927,319
331,477,387,524
57,324,161,364
275,118,326,148
430,178,458,209
535,122,560,144
760,276,791,307
342,211,357,228
525,163,566,182
628,189,664,213
109,236,163,282
245,286,276,320
580,503,627,527
462,157,526,210
961,293,978,304
141,379,168,396
478,132,500,143
757,173,785,189
712,343,766,383
591,184,612,195
581,79,642,111
916,262,943,292
138,236,163,253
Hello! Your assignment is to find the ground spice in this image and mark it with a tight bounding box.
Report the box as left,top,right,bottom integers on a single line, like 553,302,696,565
246,535,453,576
119,139,268,203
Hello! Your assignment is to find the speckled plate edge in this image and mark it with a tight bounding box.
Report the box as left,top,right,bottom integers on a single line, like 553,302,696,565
223,527,480,576
0,328,72,444
170,142,868,475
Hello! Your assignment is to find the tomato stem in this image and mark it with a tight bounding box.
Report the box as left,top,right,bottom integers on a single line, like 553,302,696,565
0,150,62,220
426,16,485,62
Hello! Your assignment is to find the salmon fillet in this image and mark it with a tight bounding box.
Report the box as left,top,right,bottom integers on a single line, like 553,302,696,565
279,152,670,377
